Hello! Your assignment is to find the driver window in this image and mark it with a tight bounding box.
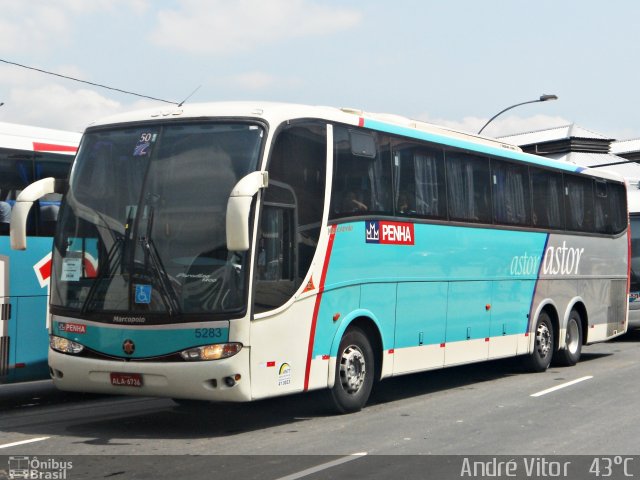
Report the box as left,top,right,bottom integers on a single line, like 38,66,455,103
254,122,326,313
254,181,296,312
254,201,295,312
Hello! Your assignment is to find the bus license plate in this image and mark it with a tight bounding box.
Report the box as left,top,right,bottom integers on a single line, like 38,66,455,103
110,372,143,387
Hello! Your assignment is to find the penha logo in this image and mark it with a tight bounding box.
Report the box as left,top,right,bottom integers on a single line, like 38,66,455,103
365,220,414,245
366,221,380,242
58,322,87,334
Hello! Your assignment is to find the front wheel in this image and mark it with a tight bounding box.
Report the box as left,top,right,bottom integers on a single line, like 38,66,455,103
328,328,375,414
554,310,583,366
524,311,555,372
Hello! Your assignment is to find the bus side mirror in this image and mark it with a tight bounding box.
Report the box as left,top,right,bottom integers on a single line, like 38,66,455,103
226,171,269,252
10,177,68,250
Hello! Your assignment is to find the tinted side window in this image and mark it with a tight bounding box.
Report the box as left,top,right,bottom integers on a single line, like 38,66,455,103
445,151,491,223
267,124,326,233
393,143,446,218
531,168,565,229
565,175,594,232
330,126,392,218
34,152,74,236
492,161,531,226
0,147,33,235
595,181,627,234
608,182,628,234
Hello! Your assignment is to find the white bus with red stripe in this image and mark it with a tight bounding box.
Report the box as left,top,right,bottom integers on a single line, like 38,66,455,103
0,122,80,383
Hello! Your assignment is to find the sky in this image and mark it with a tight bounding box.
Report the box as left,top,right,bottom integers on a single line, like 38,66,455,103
1,0,639,140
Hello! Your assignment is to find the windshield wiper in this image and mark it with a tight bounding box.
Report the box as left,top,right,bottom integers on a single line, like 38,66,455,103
80,235,123,314
79,206,132,314
139,205,181,315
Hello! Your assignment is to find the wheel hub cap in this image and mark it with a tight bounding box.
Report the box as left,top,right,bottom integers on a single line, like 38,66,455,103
339,345,366,394
566,320,579,354
536,323,552,358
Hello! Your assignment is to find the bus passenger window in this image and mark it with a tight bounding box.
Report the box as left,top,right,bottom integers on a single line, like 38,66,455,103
392,145,446,219
34,152,74,237
565,175,595,232
595,181,627,235
531,168,564,229
0,148,34,236
330,126,392,218
445,152,491,223
491,161,531,226
607,182,627,234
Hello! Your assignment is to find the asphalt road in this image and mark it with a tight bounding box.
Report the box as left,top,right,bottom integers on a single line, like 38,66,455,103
1,328,639,479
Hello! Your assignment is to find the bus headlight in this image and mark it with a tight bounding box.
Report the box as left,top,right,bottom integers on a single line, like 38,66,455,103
180,343,242,361
50,335,85,354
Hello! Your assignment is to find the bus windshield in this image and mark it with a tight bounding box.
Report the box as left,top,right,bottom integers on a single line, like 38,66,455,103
51,121,264,323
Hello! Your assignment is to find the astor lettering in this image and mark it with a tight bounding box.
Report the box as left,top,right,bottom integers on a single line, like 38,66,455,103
542,241,585,275
510,252,540,276
510,241,586,277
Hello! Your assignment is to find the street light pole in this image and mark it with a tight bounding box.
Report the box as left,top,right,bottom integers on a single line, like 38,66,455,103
477,94,558,135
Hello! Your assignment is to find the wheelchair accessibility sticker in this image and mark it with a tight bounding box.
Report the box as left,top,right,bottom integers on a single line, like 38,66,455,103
135,284,152,304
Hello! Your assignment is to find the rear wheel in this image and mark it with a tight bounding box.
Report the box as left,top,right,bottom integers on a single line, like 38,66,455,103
328,327,375,414
524,311,555,372
554,310,583,366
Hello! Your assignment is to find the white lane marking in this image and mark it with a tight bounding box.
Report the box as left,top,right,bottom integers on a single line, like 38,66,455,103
275,452,368,480
0,436,50,449
530,376,594,397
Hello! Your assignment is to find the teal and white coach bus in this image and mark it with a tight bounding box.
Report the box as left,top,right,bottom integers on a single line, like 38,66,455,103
10,103,629,412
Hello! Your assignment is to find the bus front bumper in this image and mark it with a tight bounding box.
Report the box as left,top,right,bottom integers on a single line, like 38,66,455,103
48,348,252,402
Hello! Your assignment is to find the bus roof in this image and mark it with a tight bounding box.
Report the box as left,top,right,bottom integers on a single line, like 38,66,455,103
0,122,81,154
87,101,624,182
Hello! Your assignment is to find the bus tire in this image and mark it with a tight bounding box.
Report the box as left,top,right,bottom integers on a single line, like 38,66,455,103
329,327,375,414
554,310,583,367
524,311,554,372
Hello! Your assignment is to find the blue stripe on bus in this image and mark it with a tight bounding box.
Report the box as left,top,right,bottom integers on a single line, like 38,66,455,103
527,233,550,333
54,322,230,359
362,119,584,173
311,222,547,356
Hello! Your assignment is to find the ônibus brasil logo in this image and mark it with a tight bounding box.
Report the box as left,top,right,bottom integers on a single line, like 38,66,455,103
365,220,414,245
